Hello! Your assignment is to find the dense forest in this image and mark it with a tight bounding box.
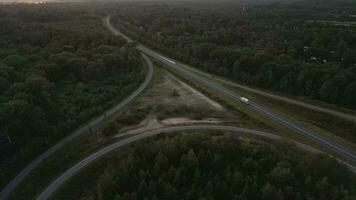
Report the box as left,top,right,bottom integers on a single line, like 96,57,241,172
0,4,144,187
66,133,356,200
111,0,356,109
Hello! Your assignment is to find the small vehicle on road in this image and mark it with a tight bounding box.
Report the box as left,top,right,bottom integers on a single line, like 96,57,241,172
240,97,249,105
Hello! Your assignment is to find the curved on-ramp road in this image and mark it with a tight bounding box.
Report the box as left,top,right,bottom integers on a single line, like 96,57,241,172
37,124,356,200
105,16,356,164
0,53,153,200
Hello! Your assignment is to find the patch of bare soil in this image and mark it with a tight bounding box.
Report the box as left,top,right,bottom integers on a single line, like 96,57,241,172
161,117,221,125
115,116,163,138
116,117,222,138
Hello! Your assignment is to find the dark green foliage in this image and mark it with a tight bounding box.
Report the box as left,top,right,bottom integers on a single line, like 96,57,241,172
94,133,356,200
111,0,356,109
0,4,144,188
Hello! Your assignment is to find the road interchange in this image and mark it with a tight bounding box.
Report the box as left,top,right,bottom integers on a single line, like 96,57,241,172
105,16,356,163
32,15,356,200
2,15,355,200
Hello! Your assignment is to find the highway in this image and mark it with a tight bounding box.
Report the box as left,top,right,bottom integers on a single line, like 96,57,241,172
0,53,153,200
172,63,356,123
105,16,356,163
37,124,356,200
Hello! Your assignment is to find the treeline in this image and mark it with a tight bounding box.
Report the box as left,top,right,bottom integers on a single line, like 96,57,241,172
0,4,144,188
111,0,356,109
92,133,356,200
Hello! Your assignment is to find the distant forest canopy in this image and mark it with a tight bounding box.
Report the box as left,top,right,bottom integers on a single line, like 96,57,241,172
0,4,144,188
62,133,356,200
111,0,356,109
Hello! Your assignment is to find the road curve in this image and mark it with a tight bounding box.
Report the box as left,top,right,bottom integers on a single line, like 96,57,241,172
37,124,356,200
0,54,153,200
104,16,133,43
105,16,356,163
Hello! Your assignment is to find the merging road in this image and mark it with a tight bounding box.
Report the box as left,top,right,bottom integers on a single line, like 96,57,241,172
37,124,356,200
0,53,153,200
105,16,356,163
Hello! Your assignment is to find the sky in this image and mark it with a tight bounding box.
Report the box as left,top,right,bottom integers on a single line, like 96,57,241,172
0,0,53,2
0,0,129,2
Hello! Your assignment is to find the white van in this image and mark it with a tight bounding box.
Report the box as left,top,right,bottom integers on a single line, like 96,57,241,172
240,97,249,105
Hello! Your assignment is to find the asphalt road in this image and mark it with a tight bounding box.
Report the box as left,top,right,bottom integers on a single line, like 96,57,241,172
36,124,356,200
105,16,356,163
0,53,153,200
177,64,356,123
104,16,133,43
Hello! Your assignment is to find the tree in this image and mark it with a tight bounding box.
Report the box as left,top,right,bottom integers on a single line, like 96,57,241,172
0,76,10,92
335,40,348,59
269,166,295,187
138,180,148,198
194,43,216,61
232,60,241,78
261,183,278,200
342,50,356,66
182,149,199,170
315,177,335,200
343,81,356,108
163,183,179,200
154,151,169,173
3,55,28,69
319,80,339,104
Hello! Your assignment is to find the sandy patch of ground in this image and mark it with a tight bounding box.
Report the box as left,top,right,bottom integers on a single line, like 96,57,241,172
116,117,222,139
161,117,221,125
115,116,163,138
